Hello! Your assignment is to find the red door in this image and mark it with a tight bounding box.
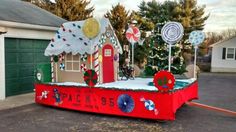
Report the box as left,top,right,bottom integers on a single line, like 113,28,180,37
102,44,114,83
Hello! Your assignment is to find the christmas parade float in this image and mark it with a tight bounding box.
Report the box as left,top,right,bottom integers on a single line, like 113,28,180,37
35,17,199,121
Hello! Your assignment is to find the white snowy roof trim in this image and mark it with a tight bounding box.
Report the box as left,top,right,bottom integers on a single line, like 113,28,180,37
44,17,122,56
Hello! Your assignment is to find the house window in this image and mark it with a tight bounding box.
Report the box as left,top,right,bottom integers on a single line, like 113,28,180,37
226,48,235,60
65,54,80,72
104,49,111,57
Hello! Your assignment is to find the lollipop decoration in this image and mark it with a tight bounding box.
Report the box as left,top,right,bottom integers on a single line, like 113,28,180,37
189,31,205,78
83,69,98,87
82,18,100,39
117,94,135,113
82,18,100,69
161,22,184,71
126,26,141,71
189,31,205,46
153,70,175,91
126,26,140,44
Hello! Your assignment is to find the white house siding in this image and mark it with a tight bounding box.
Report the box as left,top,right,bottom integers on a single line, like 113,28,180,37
0,26,56,99
211,38,236,72
0,35,5,99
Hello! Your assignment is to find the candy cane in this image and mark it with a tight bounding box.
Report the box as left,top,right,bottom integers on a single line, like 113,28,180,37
93,45,99,82
51,57,54,82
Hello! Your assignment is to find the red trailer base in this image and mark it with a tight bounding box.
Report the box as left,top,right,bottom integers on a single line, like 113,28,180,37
35,81,198,121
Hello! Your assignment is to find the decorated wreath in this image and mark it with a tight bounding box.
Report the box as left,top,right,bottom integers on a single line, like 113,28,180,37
83,69,98,87
153,70,175,91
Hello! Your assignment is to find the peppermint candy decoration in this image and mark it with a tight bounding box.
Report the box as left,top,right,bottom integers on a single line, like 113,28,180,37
80,63,87,72
117,94,135,113
144,100,155,111
189,30,205,46
83,69,98,87
59,54,65,62
126,26,141,44
80,53,87,62
59,63,65,70
140,97,158,115
161,22,184,45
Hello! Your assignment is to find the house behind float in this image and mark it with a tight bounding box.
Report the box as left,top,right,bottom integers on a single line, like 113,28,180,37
44,18,123,84
210,36,236,72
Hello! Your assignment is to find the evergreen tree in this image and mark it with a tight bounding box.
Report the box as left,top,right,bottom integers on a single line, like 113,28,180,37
104,3,131,66
178,0,209,56
23,0,94,21
55,0,94,21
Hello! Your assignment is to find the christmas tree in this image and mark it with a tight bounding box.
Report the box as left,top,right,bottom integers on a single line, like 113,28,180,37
137,0,208,76
138,0,186,75
148,22,185,75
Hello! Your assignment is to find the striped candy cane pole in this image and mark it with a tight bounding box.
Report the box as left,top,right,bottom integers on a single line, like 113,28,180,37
50,57,55,82
93,45,100,82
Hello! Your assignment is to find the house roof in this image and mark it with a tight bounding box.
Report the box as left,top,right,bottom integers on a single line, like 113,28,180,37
44,17,123,56
210,36,236,47
0,0,66,27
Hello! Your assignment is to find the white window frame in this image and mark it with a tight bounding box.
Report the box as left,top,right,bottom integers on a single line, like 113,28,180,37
226,48,235,60
65,54,80,72
104,49,111,57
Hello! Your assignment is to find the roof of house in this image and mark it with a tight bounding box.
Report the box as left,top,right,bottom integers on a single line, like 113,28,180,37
210,36,236,47
44,17,123,56
0,0,66,27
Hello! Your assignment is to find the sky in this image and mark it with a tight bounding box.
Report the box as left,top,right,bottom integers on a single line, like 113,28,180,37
88,0,236,33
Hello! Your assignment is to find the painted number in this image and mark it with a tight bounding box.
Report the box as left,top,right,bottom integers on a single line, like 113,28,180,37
109,98,114,107
101,97,114,107
101,97,106,106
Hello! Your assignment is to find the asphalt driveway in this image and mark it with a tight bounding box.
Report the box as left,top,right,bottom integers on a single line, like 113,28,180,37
0,73,235,132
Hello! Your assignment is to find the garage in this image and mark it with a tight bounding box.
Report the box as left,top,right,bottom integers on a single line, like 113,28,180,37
5,38,50,96
0,0,66,99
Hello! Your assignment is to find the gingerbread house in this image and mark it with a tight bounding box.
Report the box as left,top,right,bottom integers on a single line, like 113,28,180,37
43,17,122,84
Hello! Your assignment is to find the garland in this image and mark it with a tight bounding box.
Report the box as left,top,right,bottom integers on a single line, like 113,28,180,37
148,46,181,60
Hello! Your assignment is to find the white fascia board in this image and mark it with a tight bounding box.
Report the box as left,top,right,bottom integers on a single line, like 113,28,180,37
0,20,59,31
